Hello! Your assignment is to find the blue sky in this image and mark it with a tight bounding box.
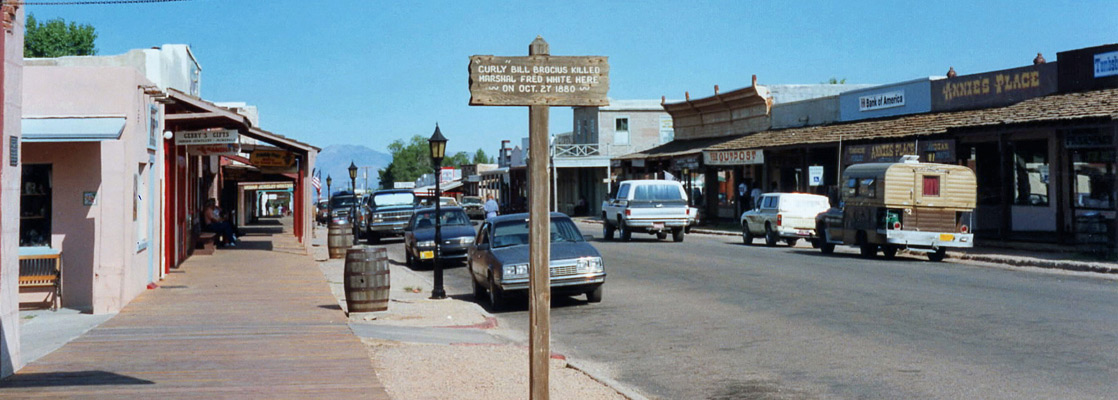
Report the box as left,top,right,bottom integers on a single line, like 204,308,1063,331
25,0,1118,155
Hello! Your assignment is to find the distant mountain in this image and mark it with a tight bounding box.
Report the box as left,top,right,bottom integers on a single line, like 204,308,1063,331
315,145,393,194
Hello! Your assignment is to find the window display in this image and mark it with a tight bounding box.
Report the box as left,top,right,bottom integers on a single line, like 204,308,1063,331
20,164,52,247
1072,149,1115,210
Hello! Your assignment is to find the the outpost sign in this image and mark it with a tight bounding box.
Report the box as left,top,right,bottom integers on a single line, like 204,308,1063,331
931,63,1057,112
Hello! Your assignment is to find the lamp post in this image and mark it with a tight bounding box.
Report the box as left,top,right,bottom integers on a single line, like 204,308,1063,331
428,124,448,299
682,167,690,206
326,175,333,216
348,162,359,239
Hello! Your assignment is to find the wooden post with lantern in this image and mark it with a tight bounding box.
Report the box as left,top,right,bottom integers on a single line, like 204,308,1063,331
468,37,609,399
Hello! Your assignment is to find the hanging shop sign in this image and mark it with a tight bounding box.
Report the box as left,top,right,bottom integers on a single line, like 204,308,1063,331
1065,129,1113,149
703,149,764,166
241,182,294,191
187,143,240,156
844,139,955,165
671,155,700,170
468,55,610,106
250,149,296,168
931,63,1057,112
174,129,238,145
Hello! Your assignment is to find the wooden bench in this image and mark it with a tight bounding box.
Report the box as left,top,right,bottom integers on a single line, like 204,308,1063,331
195,232,217,255
18,247,62,311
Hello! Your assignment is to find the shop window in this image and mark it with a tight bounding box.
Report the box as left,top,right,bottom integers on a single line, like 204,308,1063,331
614,116,629,145
20,164,52,247
1072,149,1115,210
923,176,941,197
1011,140,1049,206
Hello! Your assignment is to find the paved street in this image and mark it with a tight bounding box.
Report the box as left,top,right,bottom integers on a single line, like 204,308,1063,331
385,221,1118,400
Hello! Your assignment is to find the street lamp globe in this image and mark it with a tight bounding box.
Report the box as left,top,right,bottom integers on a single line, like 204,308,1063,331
348,162,358,180
429,124,447,163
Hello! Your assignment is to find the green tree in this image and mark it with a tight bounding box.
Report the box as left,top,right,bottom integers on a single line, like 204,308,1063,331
825,77,847,84
377,135,432,189
444,151,471,168
472,148,493,164
24,14,97,58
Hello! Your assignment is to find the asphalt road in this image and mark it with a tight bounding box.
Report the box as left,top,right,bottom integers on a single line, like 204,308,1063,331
380,222,1118,399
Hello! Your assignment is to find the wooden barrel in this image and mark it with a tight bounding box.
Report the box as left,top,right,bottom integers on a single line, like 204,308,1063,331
328,222,353,259
344,246,390,313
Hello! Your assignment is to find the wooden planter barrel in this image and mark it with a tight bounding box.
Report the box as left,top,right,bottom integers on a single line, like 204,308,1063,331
327,222,353,259
344,246,390,313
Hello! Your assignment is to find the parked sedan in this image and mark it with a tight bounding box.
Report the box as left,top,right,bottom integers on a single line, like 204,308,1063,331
404,206,476,268
468,212,605,308
741,193,831,246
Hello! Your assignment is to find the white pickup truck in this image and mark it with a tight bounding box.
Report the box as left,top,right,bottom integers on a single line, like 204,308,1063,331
602,180,691,242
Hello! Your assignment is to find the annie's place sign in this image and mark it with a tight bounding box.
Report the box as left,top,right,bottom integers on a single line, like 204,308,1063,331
469,55,609,106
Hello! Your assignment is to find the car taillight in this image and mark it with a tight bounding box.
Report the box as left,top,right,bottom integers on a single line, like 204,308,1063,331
893,221,902,230
960,224,969,233
777,214,782,226
625,209,631,216
686,208,690,216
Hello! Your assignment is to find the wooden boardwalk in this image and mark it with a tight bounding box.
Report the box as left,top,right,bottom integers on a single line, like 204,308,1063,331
0,218,389,399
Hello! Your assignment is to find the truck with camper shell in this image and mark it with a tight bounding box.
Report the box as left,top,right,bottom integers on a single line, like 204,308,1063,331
816,155,977,261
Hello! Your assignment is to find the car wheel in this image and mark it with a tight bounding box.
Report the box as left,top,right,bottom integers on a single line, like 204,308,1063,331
405,248,414,268
764,224,778,247
368,232,380,244
882,245,898,260
586,285,603,303
672,227,684,242
656,232,667,240
785,238,799,247
928,248,947,262
821,242,835,254
619,219,632,242
488,275,504,310
742,223,754,245
603,218,615,241
860,243,878,258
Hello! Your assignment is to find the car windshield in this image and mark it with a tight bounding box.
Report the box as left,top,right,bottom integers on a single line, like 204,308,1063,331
374,192,414,207
411,209,470,229
491,217,583,248
462,197,482,205
330,196,358,208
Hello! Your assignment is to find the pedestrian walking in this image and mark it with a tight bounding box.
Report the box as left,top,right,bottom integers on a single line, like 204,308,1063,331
484,194,499,219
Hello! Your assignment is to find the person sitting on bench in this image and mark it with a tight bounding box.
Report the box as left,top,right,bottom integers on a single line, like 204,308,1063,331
204,199,238,247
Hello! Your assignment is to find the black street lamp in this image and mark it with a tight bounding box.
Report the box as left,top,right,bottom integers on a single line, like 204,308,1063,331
326,175,333,216
428,124,448,300
348,162,359,239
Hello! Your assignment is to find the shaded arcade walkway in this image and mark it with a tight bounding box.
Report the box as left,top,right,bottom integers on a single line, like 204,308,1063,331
1,217,388,399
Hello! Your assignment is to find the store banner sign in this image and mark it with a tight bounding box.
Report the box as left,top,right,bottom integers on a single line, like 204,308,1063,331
187,143,240,156
175,129,238,145
242,182,294,191
858,90,905,112
931,63,1057,112
844,139,955,165
1095,50,1118,78
704,149,764,165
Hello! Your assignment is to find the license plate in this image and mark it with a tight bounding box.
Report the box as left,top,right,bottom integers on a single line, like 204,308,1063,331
420,250,435,260
653,222,664,230
939,234,955,241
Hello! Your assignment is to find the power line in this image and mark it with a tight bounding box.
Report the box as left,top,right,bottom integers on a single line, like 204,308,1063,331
13,0,192,5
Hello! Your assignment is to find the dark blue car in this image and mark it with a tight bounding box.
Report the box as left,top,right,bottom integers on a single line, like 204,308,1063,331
468,212,605,308
404,206,476,268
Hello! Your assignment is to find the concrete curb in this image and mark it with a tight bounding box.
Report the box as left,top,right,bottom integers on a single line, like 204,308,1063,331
574,218,1118,275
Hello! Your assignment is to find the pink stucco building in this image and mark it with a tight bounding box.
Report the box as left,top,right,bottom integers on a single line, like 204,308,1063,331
21,65,165,314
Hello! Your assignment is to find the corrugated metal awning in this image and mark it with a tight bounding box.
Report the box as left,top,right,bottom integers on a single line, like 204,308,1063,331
22,117,126,142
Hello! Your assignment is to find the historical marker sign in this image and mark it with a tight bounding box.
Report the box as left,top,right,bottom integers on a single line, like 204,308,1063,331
469,55,609,106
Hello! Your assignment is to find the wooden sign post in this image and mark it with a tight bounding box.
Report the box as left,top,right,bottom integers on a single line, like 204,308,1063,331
469,37,609,399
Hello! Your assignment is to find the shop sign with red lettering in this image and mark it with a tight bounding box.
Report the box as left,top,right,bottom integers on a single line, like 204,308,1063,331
703,149,764,165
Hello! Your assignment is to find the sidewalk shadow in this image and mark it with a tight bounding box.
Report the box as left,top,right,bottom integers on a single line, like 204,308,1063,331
0,371,154,388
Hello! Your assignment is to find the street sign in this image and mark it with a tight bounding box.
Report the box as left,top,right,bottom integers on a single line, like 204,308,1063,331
174,129,239,145
469,37,610,400
468,55,609,106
